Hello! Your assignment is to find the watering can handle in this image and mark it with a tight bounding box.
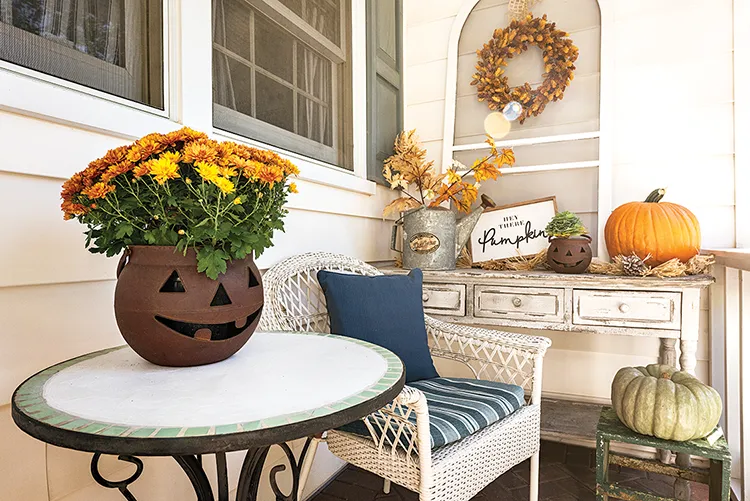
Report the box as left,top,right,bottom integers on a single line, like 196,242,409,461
390,218,404,253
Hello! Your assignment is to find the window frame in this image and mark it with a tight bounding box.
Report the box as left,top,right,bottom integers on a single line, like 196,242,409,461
0,0,375,196
212,0,354,169
0,0,169,116
365,0,403,184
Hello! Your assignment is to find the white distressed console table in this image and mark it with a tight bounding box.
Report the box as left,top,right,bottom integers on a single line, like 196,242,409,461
380,266,714,446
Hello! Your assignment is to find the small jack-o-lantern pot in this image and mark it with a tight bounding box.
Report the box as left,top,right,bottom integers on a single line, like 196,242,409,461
547,235,593,274
114,246,263,367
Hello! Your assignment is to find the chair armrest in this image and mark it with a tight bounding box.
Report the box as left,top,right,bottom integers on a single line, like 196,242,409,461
360,386,431,463
424,316,551,403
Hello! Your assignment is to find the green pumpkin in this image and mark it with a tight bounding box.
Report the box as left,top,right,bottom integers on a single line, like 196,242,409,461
611,364,722,441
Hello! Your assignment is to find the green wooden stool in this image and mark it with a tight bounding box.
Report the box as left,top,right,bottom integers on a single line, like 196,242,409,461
596,406,731,501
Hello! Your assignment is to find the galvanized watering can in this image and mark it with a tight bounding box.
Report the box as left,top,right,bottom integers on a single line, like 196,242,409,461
390,204,487,270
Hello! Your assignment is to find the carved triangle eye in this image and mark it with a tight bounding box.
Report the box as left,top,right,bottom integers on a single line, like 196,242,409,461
249,268,260,288
553,248,559,253
211,284,232,306
160,271,185,292
581,247,587,253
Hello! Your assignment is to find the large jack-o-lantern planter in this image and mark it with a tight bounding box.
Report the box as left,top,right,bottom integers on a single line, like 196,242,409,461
114,246,263,367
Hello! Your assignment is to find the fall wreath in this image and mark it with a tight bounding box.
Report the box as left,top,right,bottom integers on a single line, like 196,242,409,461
471,14,579,124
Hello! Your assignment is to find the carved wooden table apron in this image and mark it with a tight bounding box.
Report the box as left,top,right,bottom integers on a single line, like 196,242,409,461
12,331,405,501
382,266,714,495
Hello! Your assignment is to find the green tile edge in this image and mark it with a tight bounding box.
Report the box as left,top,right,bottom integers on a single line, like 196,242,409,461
13,332,404,438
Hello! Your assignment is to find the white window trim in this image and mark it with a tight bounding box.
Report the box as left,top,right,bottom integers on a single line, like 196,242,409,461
0,0,375,196
0,0,171,118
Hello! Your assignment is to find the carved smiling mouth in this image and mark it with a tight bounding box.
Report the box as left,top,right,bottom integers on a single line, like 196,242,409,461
156,308,262,341
552,259,584,268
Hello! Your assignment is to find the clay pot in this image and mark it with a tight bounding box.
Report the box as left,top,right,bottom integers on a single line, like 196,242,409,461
114,246,263,366
547,235,592,274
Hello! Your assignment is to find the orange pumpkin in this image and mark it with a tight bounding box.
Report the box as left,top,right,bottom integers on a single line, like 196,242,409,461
604,189,701,266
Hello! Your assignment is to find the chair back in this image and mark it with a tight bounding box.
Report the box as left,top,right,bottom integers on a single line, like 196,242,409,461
259,252,381,333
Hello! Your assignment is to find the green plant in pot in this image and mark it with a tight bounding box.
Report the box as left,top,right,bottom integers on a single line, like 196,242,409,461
545,211,592,274
61,127,299,366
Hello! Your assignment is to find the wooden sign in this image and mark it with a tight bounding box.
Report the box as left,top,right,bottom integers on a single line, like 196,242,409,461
470,196,558,262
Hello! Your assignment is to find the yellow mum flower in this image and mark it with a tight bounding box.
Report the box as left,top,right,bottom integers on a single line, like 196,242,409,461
161,151,182,164
148,156,181,185
233,197,242,205
288,182,298,193
195,161,220,183
213,177,236,194
219,166,238,178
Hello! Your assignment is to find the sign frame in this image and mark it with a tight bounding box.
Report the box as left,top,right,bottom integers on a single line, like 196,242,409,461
469,196,558,263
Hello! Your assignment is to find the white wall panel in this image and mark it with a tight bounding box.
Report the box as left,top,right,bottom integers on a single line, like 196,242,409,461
404,0,732,405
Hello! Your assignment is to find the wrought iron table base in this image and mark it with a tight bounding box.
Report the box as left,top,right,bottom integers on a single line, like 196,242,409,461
90,438,313,501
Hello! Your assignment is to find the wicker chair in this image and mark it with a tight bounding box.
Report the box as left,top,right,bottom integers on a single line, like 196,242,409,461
259,252,551,501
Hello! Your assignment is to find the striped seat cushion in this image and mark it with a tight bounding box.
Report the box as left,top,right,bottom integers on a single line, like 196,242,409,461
339,377,525,449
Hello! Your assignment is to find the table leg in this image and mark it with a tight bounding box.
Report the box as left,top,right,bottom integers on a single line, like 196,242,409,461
174,455,215,500
90,453,143,501
236,438,314,501
216,452,229,501
658,338,677,464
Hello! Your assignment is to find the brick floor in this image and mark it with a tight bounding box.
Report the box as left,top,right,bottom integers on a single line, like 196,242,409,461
310,441,710,501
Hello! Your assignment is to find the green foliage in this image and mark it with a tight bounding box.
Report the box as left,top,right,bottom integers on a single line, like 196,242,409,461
79,178,290,279
545,211,587,238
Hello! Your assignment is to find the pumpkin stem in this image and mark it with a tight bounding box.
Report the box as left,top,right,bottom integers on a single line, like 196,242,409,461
645,188,666,203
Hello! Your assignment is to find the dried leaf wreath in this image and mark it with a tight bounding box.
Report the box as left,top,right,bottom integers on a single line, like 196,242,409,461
471,13,579,123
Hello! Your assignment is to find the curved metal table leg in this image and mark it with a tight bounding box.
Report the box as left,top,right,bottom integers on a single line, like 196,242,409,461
174,454,215,501
237,438,314,501
90,453,144,501
89,437,315,501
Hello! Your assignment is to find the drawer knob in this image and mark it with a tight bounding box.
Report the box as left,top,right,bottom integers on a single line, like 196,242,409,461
619,303,630,314
422,293,430,302
512,297,523,307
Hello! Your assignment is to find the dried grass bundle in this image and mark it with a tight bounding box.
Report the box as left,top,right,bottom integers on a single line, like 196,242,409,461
397,247,714,278
474,249,548,271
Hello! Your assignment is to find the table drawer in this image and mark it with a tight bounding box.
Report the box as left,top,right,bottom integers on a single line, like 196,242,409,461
422,283,466,316
573,290,681,329
475,286,564,321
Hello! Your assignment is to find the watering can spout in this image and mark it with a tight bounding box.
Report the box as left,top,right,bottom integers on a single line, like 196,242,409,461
454,195,496,259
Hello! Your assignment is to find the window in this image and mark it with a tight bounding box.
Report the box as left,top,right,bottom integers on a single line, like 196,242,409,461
212,0,352,169
0,0,164,109
366,0,402,183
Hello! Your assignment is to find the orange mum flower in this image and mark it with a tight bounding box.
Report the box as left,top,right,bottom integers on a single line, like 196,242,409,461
100,161,134,183
133,159,154,178
288,182,298,193
257,164,284,186
61,173,85,201
102,145,131,165
61,200,89,220
183,140,220,164
82,182,116,199
127,137,165,163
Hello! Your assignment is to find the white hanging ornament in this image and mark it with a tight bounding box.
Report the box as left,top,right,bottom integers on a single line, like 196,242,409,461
502,101,523,121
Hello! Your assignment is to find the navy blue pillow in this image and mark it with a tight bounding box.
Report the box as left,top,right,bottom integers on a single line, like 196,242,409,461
317,269,439,383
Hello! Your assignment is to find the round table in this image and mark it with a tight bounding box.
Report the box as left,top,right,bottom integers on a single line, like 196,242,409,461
12,331,404,501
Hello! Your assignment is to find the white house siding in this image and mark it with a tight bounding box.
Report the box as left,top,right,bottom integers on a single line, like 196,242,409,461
405,0,735,401
0,1,396,498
